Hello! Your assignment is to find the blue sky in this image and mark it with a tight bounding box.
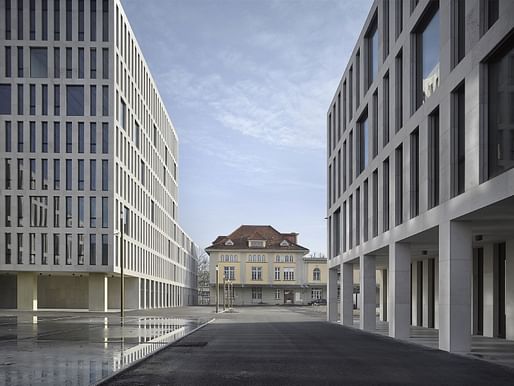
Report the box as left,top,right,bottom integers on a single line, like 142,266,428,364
122,0,372,255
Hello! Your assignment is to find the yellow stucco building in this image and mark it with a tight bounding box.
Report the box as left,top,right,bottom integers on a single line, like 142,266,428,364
206,225,327,305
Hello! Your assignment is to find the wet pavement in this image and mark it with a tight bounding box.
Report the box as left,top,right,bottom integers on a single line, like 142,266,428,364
0,308,214,386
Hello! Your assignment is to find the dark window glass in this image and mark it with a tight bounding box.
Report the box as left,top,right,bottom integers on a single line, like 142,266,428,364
90,48,96,78
410,128,419,218
395,145,403,226
78,0,84,41
65,197,72,227
5,0,11,40
383,72,390,146
42,159,48,189
395,0,403,39
90,159,96,190
65,159,72,190
17,0,23,40
54,84,60,115
102,160,108,191
90,85,96,115
90,197,96,227
383,0,390,60
66,47,72,78
102,123,108,153
102,48,108,79
90,0,97,41
78,122,84,153
78,160,84,190
53,122,60,152
101,197,108,227
65,233,71,264
17,122,23,152
102,0,108,42
66,85,84,116
5,47,12,77
481,0,499,35
451,83,465,196
29,122,35,152
17,159,23,189
101,234,108,265
90,122,96,153
90,235,96,265
29,84,35,115
66,122,72,152
78,48,84,78
54,47,60,78
5,122,12,152
42,122,48,152
66,0,72,41
366,15,378,88
30,48,48,78
17,47,23,77
29,159,36,190
451,0,465,68
102,85,108,115
358,111,369,174
395,50,403,132
0,84,11,114
42,85,48,115
42,0,48,40
428,108,440,209
53,159,60,189
488,36,514,179
17,84,22,114
53,0,60,40
53,233,59,264
29,0,35,39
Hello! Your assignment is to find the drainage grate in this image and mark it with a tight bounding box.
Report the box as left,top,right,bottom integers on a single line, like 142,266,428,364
173,341,208,347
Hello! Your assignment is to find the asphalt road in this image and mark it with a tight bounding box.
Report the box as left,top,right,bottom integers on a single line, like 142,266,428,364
104,306,514,385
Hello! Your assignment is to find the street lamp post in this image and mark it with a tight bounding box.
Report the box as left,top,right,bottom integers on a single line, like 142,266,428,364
215,265,219,313
120,208,125,325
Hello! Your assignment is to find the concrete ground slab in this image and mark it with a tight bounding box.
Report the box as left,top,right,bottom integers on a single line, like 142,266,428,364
105,306,514,385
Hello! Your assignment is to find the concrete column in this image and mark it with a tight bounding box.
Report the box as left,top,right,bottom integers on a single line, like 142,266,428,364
378,269,388,321
506,239,514,340
388,242,411,339
341,262,354,326
411,262,420,326
360,255,376,331
17,272,38,311
125,277,139,310
483,244,497,337
88,273,108,312
422,259,434,328
327,268,339,322
438,220,472,353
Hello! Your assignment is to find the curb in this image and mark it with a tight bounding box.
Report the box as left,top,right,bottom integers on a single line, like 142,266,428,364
94,318,215,385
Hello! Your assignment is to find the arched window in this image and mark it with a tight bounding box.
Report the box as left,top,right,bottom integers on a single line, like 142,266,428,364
313,268,321,281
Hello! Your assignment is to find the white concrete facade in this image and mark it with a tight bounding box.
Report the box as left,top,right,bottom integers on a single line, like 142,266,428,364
326,0,514,352
0,0,198,310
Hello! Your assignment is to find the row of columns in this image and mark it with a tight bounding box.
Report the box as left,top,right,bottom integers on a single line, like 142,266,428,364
328,221,514,352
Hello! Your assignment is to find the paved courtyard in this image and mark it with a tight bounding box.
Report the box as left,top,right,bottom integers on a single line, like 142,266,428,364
106,306,514,386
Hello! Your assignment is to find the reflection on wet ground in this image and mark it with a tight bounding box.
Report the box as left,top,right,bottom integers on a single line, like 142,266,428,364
0,314,202,385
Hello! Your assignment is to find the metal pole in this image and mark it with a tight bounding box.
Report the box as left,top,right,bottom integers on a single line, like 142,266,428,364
120,209,125,325
223,277,226,311
215,265,219,313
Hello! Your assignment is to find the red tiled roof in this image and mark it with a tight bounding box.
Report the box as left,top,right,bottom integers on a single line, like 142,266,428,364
205,225,309,252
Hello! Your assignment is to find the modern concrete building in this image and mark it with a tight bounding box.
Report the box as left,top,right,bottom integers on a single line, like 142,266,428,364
0,0,198,310
326,0,514,352
206,225,327,305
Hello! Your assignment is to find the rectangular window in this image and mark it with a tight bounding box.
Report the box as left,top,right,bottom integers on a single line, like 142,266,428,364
53,159,60,189
78,47,84,78
342,141,347,192
41,233,48,264
29,84,35,115
29,159,36,189
65,159,72,190
0,84,11,114
349,130,353,185
274,267,280,280
102,123,108,153
251,267,262,281
90,159,96,190
355,50,360,106
78,159,84,190
102,85,108,115
5,233,12,264
17,47,23,77
372,169,378,237
54,0,60,40
251,287,262,300
102,160,108,191
410,128,419,218
90,123,97,153
349,67,353,120
30,48,48,78
358,111,369,175
90,0,97,41
5,46,12,77
480,0,499,36
53,122,60,152
5,0,11,40
42,0,48,40
5,159,12,189
17,0,23,40
78,0,84,41
5,196,11,226
102,0,108,41
275,289,281,300
54,47,60,78
428,108,440,209
120,98,126,128
342,80,347,132
17,159,23,189
42,85,48,115
41,122,48,152
395,145,403,226
17,196,23,226
78,123,84,153
349,195,353,249
65,233,72,265
395,50,403,132
101,197,108,227
66,0,72,41
29,234,35,264
395,0,403,39
53,234,60,265
17,121,23,152
17,84,22,114
101,234,108,265
90,85,96,116
383,0,390,60
66,85,84,116
42,159,48,190
78,196,84,228
372,90,378,157
29,0,35,39
283,268,295,281
414,4,440,110
66,122,72,152
102,48,108,79
17,233,23,264
487,36,514,179
90,197,96,227
223,266,235,281
90,48,96,78
54,84,60,115
66,47,72,78
451,0,465,69
382,74,389,145
5,121,12,152
333,208,341,256
90,234,96,265
53,196,59,227
366,15,378,88
355,187,361,245
451,83,465,196
65,196,72,227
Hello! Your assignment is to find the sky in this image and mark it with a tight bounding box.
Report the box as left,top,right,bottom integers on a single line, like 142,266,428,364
122,0,373,255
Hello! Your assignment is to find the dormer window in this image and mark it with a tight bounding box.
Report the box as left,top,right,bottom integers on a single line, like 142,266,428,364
225,239,234,246
248,240,266,248
280,240,290,247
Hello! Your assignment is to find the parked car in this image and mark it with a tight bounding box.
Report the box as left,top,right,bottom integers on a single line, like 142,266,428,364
307,299,327,306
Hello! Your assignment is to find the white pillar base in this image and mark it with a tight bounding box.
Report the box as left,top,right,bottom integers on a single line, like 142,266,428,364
328,268,339,322
89,273,108,312
389,242,411,339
